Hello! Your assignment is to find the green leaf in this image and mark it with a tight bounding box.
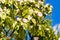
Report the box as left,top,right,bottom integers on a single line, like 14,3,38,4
22,9,29,17
2,37,6,40
31,18,36,26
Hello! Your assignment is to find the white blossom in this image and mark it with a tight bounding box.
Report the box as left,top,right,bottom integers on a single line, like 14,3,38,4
38,1,43,4
16,16,21,21
16,17,21,21
0,7,2,12
0,0,5,3
37,12,43,17
30,25,33,28
46,28,49,31
17,0,23,2
34,37,39,40
23,18,28,23
28,15,32,20
17,0,23,5
35,4,39,8
58,38,60,40
34,10,38,14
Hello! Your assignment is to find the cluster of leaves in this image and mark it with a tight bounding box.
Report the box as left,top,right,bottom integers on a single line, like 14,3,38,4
0,0,58,40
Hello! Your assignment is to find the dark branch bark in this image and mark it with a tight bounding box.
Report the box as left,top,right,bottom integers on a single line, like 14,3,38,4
10,28,16,36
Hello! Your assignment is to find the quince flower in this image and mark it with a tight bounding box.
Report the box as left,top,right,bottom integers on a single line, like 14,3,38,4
37,12,43,17
34,10,38,14
0,7,2,12
58,38,60,40
38,1,43,4
23,18,28,23
17,0,23,5
16,16,21,21
28,15,32,20
30,25,33,28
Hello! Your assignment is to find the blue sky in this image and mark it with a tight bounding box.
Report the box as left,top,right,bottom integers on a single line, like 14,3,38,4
46,0,60,26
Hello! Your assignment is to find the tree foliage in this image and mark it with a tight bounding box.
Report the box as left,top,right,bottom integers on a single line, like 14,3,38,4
0,0,58,40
